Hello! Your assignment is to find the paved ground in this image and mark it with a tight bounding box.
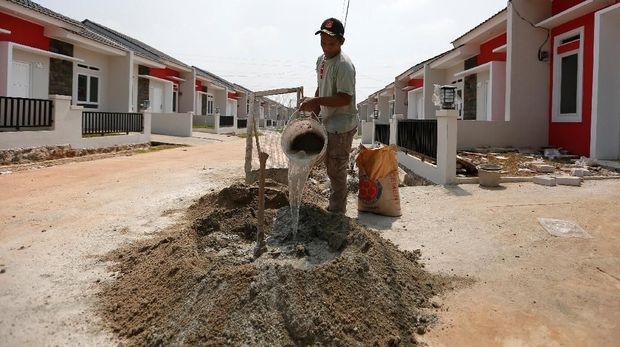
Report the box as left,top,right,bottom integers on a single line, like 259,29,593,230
350,181,620,347
1,133,619,346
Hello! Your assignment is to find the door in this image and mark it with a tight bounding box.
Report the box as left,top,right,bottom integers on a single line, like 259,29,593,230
151,86,163,113
416,93,424,119
477,79,490,121
11,61,31,98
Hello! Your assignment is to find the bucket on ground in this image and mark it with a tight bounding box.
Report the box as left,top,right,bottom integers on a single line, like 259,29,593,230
478,164,502,187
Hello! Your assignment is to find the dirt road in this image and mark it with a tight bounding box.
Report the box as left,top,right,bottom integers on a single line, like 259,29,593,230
0,134,246,346
1,133,619,346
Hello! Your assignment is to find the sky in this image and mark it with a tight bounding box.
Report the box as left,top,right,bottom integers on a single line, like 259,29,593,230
36,0,507,103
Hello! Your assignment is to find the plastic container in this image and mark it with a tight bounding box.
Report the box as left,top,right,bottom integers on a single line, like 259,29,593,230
478,164,502,187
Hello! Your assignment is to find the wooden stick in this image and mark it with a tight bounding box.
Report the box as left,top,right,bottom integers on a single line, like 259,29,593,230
253,113,268,258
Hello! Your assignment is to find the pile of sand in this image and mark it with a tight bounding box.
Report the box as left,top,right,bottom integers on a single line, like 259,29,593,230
97,181,458,346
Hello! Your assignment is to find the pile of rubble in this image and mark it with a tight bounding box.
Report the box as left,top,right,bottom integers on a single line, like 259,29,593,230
458,149,619,187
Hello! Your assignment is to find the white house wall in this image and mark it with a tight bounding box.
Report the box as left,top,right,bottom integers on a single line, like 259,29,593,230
394,80,408,116
11,49,49,99
377,95,390,124
476,69,491,121
591,4,620,159
212,88,227,116
490,61,507,121
0,42,10,96
73,46,110,110
505,0,550,149
178,70,195,113
444,63,463,84
423,64,443,119
106,54,132,112
131,63,139,112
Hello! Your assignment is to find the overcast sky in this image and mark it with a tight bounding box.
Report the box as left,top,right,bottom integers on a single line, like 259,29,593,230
37,0,506,102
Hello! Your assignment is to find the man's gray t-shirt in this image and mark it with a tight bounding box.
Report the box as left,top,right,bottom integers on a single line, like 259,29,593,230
316,52,358,134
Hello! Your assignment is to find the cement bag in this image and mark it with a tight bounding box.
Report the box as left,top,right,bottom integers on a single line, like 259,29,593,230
356,144,401,217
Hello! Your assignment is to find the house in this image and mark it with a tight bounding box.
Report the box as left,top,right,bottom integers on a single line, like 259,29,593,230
82,20,194,115
534,0,620,159
193,66,256,134
0,0,151,149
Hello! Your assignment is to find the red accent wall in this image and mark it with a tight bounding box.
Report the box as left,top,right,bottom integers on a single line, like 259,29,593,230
548,14,594,156
195,80,203,92
407,78,423,89
0,12,49,50
478,33,507,65
552,0,586,15
149,67,180,85
227,92,239,100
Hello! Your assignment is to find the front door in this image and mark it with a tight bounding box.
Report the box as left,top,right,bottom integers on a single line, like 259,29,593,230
11,61,31,98
151,86,163,113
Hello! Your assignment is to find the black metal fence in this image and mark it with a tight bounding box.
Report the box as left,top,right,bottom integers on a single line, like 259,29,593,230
397,119,437,159
0,96,54,130
237,119,247,129
375,124,390,144
219,116,234,127
82,112,143,136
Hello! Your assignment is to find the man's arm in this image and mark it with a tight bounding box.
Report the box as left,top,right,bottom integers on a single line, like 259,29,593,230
300,92,351,112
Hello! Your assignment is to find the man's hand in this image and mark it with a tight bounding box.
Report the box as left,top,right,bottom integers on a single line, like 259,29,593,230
300,97,321,118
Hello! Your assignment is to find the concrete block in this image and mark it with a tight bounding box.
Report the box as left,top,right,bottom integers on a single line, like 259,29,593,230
571,168,591,177
530,163,555,173
533,176,556,186
556,176,582,187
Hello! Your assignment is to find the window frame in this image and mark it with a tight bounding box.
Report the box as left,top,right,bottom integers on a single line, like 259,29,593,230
75,63,101,110
552,27,584,123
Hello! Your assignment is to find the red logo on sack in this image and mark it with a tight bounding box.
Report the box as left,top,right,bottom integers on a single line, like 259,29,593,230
359,178,382,204
325,20,333,29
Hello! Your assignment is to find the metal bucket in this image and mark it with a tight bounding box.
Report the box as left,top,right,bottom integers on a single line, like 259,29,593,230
478,164,502,187
281,112,327,166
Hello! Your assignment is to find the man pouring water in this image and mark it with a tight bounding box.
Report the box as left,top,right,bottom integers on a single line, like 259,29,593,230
300,17,357,214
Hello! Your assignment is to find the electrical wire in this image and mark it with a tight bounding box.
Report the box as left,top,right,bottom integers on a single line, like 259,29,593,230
344,0,351,29
508,0,550,61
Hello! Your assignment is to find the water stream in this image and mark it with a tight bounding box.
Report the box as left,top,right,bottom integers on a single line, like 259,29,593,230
285,130,326,237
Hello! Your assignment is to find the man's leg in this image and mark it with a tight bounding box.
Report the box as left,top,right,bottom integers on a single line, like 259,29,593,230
325,128,356,213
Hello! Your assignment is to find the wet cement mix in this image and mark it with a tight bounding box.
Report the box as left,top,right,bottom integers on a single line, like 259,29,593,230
97,180,462,346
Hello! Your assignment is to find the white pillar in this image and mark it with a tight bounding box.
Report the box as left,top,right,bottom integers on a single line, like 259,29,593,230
214,112,220,134
389,116,401,146
436,109,458,185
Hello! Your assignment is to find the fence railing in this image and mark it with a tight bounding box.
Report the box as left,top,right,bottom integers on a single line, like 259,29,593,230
0,96,54,130
82,112,143,136
219,116,234,127
237,118,247,129
375,124,390,145
397,119,437,159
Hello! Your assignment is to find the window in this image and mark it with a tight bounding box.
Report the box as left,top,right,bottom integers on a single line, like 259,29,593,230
75,63,100,109
207,94,214,115
201,93,214,115
246,99,250,114
77,74,99,109
560,54,578,114
552,28,583,122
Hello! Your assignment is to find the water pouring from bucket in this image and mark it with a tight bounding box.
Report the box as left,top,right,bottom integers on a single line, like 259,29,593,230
281,110,328,236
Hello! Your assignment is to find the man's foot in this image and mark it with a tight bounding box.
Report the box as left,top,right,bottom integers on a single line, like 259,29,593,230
327,207,346,215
